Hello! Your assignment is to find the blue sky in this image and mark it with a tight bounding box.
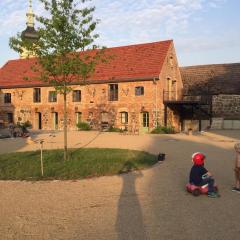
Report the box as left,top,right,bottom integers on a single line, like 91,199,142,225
0,0,239,67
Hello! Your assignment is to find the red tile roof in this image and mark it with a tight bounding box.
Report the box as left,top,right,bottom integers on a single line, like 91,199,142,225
0,40,172,88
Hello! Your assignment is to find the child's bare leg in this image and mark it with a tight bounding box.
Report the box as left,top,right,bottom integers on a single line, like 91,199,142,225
235,168,240,188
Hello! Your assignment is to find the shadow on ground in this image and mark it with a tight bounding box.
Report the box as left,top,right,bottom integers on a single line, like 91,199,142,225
115,167,147,240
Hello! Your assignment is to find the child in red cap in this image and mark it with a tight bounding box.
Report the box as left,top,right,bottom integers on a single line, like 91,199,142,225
189,152,220,198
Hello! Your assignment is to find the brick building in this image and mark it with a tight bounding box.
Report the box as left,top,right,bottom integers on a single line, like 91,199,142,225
0,40,183,132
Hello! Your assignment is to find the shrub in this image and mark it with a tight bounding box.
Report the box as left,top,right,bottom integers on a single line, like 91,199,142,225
107,126,123,132
16,121,32,133
76,122,91,131
151,126,175,134
21,120,32,129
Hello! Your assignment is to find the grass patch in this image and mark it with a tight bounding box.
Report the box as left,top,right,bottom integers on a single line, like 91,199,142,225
0,148,157,180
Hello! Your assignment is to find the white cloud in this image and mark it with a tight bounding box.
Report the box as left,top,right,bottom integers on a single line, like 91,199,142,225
0,0,226,38
0,0,232,66
92,0,227,46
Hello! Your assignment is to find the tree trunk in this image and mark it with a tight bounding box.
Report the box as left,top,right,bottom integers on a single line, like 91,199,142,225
63,90,68,160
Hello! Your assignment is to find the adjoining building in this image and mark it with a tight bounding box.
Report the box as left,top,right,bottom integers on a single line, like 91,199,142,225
180,63,240,130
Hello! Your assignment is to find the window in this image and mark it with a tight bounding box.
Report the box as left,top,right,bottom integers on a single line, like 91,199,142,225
4,93,11,103
109,84,118,101
33,88,41,103
142,112,149,127
73,90,81,102
120,112,128,124
48,91,57,102
135,86,144,96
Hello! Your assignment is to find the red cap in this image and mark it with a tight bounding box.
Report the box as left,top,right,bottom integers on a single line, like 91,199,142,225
192,152,205,165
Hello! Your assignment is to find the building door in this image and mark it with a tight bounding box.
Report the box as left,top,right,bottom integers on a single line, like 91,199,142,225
7,113,14,123
53,112,58,130
36,112,42,130
100,112,109,130
140,112,149,133
75,112,82,125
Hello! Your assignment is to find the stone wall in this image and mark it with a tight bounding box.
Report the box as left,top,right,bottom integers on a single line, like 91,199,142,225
212,94,240,119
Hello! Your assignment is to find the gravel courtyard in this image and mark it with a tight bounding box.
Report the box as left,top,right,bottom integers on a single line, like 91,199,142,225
0,130,239,240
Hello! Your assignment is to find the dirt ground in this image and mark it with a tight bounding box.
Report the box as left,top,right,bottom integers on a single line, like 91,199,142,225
0,130,240,240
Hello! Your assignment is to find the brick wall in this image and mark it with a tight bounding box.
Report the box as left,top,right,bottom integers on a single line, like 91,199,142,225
159,43,183,131
0,80,164,131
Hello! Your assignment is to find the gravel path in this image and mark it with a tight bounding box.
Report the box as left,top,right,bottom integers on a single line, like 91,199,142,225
0,130,239,240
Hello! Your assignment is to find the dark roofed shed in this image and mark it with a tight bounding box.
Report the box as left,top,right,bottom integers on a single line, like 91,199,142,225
180,63,240,96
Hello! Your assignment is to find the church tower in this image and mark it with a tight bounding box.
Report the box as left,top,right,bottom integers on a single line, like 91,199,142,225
20,0,39,59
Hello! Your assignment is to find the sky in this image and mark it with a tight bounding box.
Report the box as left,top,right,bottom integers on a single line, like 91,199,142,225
0,0,239,67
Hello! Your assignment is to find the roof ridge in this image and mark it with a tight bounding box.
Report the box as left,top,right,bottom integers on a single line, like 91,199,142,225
3,39,173,64
105,39,173,50
181,62,240,69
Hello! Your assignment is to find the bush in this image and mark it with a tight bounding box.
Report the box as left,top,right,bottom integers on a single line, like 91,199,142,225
21,120,32,129
107,126,123,132
16,121,32,133
151,126,175,134
76,122,91,131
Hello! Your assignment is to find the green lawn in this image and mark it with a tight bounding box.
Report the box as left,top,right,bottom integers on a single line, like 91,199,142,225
0,148,157,180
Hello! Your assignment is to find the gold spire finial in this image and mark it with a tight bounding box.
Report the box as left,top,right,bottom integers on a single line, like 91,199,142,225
26,0,35,28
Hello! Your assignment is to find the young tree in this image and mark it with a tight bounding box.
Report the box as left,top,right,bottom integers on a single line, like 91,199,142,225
10,0,107,160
